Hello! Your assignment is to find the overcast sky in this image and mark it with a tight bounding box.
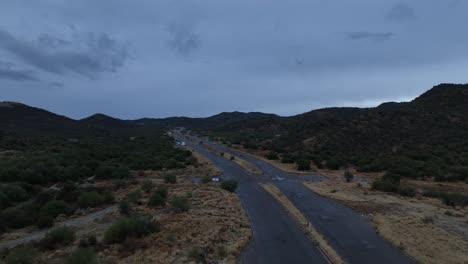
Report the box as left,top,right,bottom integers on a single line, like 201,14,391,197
1,0,467,119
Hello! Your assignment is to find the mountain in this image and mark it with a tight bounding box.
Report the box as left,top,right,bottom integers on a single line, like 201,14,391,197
204,83,468,181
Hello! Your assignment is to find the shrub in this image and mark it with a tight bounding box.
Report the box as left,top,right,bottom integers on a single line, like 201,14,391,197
104,217,159,244
296,159,311,171
219,152,225,157
2,184,29,203
371,179,399,193
266,152,279,160
119,200,130,215
141,180,154,193
344,171,354,182
64,248,99,264
126,190,142,204
0,192,8,210
155,186,168,199
36,214,54,228
40,200,69,219
230,156,235,161
382,172,401,184
4,245,37,264
113,179,126,190
188,247,206,263
113,167,130,179
0,207,35,229
78,192,103,208
171,196,191,212
397,186,416,197
221,179,238,193
164,174,177,184
148,192,166,207
281,155,294,164
325,159,341,170
40,226,76,249
95,165,114,179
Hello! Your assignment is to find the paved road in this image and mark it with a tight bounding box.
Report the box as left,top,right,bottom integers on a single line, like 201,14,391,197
180,135,328,264
188,136,413,264
0,205,117,250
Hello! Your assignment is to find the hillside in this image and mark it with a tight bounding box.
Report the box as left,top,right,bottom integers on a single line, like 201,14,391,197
1,83,467,181
200,84,468,182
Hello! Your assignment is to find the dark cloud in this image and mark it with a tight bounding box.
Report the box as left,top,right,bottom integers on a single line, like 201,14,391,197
167,26,201,56
0,29,128,78
387,3,416,21
346,31,395,42
0,61,37,82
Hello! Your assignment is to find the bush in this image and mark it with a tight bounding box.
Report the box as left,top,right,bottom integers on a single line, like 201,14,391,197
141,180,154,193
148,192,167,207
164,174,177,184
0,207,35,229
382,171,401,184
40,226,76,249
4,245,37,264
78,192,103,208
344,171,354,182
371,179,399,193
112,167,130,179
171,196,191,212
221,179,238,193
2,184,29,203
325,159,341,170
230,156,235,161
119,200,130,215
64,248,99,264
40,200,69,219
397,186,416,197
296,159,311,171
266,152,279,160
188,247,206,263
36,214,54,228
95,165,114,179
126,190,142,204
104,217,159,244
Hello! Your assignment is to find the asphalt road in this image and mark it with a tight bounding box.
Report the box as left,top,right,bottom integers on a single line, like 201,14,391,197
181,136,328,264
187,135,413,264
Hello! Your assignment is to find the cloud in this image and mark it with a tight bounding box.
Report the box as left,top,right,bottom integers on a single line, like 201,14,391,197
167,25,201,56
387,3,416,21
0,29,128,78
0,60,37,82
345,31,395,42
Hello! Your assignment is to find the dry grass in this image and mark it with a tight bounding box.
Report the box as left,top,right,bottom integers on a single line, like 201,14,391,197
200,144,263,176
261,184,344,264
304,178,468,264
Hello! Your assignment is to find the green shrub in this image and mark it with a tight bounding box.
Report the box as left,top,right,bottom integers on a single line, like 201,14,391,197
141,180,154,193
4,245,37,264
78,192,103,208
371,179,399,193
64,248,99,264
230,156,235,161
397,186,416,197
266,152,279,160
0,192,8,210
344,171,354,182
40,200,69,219
325,159,341,170
171,196,191,212
221,179,238,193
113,167,130,179
164,174,177,184
36,214,54,228
148,192,166,207
2,184,29,203
296,159,311,171
104,217,159,244
0,207,35,229
155,186,168,199
382,171,401,184
119,200,130,215
95,165,114,179
188,247,206,263
40,226,76,249
126,190,142,204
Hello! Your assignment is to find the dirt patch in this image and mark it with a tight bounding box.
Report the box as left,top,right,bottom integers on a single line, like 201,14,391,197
262,183,344,264
304,177,468,264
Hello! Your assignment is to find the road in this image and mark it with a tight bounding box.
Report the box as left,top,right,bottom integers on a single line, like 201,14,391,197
182,134,413,264
180,135,329,264
0,205,117,250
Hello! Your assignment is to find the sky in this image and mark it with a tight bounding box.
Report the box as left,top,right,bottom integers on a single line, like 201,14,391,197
1,0,467,119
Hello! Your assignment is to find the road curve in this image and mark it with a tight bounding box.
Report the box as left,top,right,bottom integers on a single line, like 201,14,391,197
200,138,413,264
180,135,328,264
